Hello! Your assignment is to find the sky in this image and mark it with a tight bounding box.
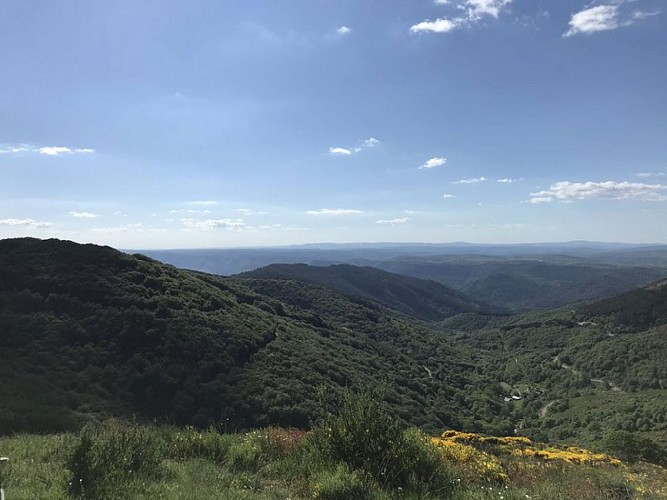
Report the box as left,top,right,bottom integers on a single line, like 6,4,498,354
1,0,666,248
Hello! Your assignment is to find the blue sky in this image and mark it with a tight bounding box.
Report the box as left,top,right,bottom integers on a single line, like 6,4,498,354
1,0,665,248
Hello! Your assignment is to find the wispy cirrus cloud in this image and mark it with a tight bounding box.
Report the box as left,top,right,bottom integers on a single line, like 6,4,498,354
185,200,218,206
564,2,660,37
0,218,52,228
180,218,247,230
306,208,365,216
419,157,447,170
328,137,380,156
69,211,100,218
529,181,667,203
168,209,212,215
91,223,143,234
442,193,456,199
636,171,666,178
376,217,409,225
410,0,512,34
0,144,95,156
0,144,32,154
235,208,269,216
453,176,487,184
497,177,524,183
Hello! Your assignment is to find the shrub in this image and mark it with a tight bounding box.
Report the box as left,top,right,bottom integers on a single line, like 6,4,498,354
306,388,401,481
306,388,453,497
432,436,507,483
387,428,454,496
66,420,163,499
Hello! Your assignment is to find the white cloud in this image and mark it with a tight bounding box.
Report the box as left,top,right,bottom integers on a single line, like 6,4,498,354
168,209,212,214
39,146,95,156
69,211,100,218
376,218,409,225
497,177,524,183
329,147,353,156
632,10,660,20
0,144,95,156
0,144,32,154
453,176,487,184
39,147,72,156
306,208,365,216
636,172,666,178
337,26,352,35
329,137,380,156
180,218,247,230
466,0,511,19
442,193,456,199
419,157,447,170
91,223,143,234
529,181,667,203
410,18,460,33
563,2,658,37
410,0,512,33
0,218,51,228
564,5,619,37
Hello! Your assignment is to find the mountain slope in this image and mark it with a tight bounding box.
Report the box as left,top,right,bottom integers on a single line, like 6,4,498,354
580,278,667,329
0,238,501,434
375,255,667,311
238,263,503,320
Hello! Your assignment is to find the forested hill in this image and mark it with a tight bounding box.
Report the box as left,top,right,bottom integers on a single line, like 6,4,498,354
238,263,504,320
375,256,667,312
581,278,667,329
0,238,503,435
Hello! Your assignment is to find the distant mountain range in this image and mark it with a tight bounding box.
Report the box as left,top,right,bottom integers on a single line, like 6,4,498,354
141,243,667,311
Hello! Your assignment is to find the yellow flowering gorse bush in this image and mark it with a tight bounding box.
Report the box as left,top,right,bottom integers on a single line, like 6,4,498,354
433,430,621,467
431,436,508,483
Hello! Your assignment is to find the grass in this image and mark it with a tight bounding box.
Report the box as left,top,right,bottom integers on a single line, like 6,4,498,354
0,392,665,499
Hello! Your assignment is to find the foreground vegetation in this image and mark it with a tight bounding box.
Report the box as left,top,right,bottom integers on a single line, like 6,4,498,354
1,391,665,499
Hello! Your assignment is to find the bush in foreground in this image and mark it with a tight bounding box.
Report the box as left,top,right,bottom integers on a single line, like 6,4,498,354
66,421,163,499
306,388,454,498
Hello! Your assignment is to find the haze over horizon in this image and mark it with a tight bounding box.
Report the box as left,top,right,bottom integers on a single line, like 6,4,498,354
2,0,666,249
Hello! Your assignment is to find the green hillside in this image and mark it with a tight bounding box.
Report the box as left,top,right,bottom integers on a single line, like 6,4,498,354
0,238,502,435
375,255,667,311
238,262,504,320
581,278,667,329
